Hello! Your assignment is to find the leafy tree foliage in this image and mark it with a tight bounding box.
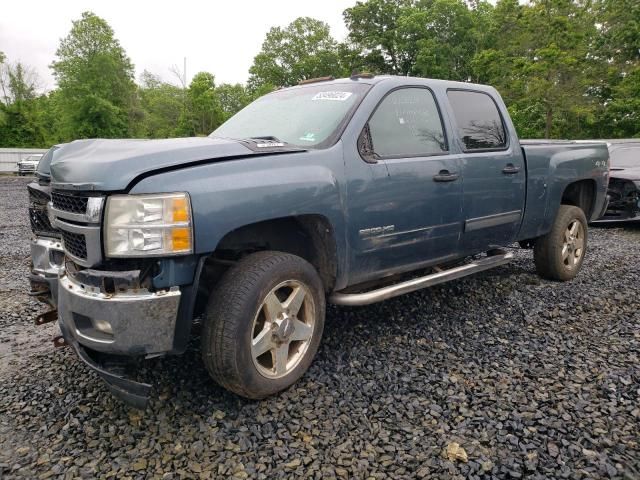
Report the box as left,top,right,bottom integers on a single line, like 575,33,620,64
2,4,639,147
0,55,47,146
403,0,478,81
134,71,185,138
249,17,345,88
475,0,598,137
345,0,639,138
344,0,415,75
187,72,222,135
589,0,640,137
216,83,252,121
51,11,136,140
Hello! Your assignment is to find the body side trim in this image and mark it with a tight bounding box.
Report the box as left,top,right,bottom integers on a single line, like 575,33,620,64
465,210,522,232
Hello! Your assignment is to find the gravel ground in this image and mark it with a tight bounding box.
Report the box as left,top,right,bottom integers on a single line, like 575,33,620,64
0,175,638,479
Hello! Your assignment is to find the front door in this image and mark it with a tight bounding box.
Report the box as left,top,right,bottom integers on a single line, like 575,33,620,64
346,87,464,285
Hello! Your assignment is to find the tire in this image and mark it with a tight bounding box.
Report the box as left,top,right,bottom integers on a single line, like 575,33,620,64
534,205,588,281
201,251,325,399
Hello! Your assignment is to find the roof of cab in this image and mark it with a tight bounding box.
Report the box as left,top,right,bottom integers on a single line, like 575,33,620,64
283,74,496,93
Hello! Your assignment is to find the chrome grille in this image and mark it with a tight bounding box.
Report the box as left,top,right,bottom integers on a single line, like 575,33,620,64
29,207,59,238
27,184,59,238
52,192,88,214
28,186,49,204
61,230,87,260
51,191,104,267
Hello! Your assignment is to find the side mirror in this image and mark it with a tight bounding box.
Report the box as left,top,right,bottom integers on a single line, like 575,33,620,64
357,124,379,163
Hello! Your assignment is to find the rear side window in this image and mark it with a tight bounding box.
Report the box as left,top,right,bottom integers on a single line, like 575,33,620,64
366,88,448,158
447,90,507,151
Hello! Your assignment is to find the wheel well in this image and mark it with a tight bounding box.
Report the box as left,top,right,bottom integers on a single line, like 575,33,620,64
194,215,338,317
561,180,596,218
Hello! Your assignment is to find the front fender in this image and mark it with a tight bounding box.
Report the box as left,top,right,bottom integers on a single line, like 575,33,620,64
129,146,348,286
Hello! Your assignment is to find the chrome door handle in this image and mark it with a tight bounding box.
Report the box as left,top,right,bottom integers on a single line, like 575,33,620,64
433,170,459,182
502,164,520,174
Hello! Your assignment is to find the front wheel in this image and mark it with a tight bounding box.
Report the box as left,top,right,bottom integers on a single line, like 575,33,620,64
201,251,325,399
534,205,588,281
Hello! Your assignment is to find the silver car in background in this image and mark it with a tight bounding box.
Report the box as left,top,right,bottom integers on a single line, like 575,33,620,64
593,140,640,223
18,153,44,175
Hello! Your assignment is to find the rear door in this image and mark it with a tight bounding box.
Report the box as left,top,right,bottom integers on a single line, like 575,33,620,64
446,89,525,252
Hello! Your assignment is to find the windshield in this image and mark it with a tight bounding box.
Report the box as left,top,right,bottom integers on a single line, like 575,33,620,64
210,83,370,148
610,145,640,168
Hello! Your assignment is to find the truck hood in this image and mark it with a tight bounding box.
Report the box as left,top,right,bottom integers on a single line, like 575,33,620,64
50,137,302,191
609,165,640,182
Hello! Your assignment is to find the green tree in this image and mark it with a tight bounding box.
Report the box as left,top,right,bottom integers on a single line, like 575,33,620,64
473,0,596,138
7,64,38,102
343,0,486,80
51,11,135,140
343,0,415,75
0,52,7,129
594,0,640,66
215,83,252,122
187,72,222,135
0,55,47,147
526,1,597,138
597,65,640,138
402,0,477,81
135,71,184,138
249,17,345,88
589,0,640,137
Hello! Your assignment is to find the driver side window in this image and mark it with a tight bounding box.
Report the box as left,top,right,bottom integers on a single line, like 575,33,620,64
360,88,448,162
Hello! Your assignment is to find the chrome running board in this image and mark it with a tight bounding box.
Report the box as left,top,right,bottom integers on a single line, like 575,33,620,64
329,252,514,306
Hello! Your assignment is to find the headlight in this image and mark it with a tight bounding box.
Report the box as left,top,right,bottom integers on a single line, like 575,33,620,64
104,193,193,257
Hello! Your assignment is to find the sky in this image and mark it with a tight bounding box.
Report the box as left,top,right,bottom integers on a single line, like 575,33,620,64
0,0,357,91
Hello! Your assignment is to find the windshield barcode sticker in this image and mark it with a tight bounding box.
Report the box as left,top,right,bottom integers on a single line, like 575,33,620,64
312,91,353,101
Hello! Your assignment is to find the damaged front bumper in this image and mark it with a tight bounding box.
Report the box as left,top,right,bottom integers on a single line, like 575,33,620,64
57,274,181,355
56,270,185,408
63,336,153,409
29,237,64,305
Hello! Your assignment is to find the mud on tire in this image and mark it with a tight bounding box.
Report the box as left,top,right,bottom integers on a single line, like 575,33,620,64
534,205,588,281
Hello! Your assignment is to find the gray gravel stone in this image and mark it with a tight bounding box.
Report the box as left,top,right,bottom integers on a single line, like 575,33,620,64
0,175,639,479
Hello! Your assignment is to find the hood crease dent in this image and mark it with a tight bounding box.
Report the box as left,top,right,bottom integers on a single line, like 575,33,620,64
50,137,301,191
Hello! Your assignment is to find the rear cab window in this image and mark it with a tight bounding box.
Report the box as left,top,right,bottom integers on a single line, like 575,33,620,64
447,90,508,151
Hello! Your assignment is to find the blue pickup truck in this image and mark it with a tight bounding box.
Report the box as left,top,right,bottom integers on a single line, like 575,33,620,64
34,75,610,407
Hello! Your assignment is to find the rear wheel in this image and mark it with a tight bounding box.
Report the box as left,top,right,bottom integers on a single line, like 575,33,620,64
534,205,587,281
202,251,325,399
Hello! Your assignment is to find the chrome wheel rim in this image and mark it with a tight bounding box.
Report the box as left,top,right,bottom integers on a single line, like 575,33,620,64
250,280,315,379
562,220,585,270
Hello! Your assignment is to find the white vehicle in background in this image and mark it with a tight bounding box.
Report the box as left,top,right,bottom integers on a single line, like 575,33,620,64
17,153,44,175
